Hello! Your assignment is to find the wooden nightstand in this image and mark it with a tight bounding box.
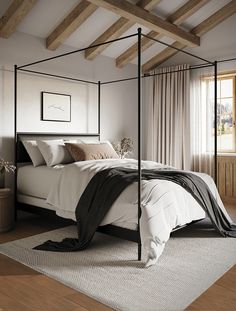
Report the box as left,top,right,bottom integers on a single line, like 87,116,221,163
0,188,14,232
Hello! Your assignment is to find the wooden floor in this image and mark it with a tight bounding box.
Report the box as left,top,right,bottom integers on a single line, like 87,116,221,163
0,205,235,311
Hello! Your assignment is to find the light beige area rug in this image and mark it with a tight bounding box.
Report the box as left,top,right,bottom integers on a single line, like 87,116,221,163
0,220,236,311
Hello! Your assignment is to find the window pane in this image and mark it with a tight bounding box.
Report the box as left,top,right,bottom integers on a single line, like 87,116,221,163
218,132,233,151
221,98,233,124
205,80,218,99
217,80,221,98
220,79,233,98
209,80,220,99
217,98,234,151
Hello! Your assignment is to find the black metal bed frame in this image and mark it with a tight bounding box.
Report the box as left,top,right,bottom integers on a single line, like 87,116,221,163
14,28,217,261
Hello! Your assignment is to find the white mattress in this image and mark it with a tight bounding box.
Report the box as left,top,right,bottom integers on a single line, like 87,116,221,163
17,164,137,229
17,194,55,211
17,164,63,199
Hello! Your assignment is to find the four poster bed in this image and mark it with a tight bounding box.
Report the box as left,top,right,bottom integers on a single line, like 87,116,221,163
14,29,235,267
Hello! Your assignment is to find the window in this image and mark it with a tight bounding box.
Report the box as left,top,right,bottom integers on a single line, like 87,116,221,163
203,73,236,153
217,75,235,153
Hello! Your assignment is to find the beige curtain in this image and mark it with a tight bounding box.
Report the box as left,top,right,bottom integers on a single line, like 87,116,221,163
190,69,215,178
145,64,191,170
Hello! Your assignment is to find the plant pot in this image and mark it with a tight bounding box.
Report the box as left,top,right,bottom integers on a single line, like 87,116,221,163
0,171,5,188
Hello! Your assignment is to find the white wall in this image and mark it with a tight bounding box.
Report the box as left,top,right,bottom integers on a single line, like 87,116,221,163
16,73,98,133
0,32,138,187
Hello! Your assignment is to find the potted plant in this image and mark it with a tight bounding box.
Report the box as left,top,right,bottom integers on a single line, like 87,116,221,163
0,158,16,188
112,137,134,159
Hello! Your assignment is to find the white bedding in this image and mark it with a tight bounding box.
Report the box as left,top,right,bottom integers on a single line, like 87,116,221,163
17,163,136,229
46,158,227,267
17,164,63,199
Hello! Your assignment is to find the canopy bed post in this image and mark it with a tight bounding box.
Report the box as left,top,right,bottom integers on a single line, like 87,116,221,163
98,80,101,138
14,64,18,220
137,27,142,261
13,30,226,263
214,61,218,185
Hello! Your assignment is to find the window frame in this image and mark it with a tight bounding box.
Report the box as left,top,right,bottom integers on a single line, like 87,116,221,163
203,71,236,154
216,74,236,153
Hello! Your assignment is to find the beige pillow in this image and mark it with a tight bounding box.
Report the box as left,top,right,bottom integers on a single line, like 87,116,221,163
65,143,119,161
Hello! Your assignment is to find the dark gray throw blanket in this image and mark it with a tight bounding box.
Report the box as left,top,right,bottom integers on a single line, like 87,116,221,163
34,168,236,252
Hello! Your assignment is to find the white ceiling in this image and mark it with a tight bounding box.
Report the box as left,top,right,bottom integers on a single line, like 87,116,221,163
0,0,235,65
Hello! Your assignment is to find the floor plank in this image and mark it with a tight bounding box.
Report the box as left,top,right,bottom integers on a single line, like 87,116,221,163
0,276,88,311
185,282,236,311
0,206,235,311
0,291,34,311
0,253,40,276
67,292,114,311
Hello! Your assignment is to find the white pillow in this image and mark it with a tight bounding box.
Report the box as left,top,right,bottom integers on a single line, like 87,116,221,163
37,139,74,167
22,140,46,167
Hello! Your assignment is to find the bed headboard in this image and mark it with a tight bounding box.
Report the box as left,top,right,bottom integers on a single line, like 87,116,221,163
16,132,100,163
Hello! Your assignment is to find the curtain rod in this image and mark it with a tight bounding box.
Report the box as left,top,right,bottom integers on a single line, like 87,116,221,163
144,63,214,78
102,63,214,85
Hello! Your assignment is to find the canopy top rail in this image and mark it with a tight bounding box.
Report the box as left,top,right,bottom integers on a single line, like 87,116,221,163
17,32,138,71
15,28,221,87
141,33,213,65
18,68,98,85
144,64,214,79
218,57,236,63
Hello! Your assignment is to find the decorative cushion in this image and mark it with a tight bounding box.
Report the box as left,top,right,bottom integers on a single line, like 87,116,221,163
81,140,113,147
37,139,74,167
22,140,46,167
63,139,83,144
65,142,119,161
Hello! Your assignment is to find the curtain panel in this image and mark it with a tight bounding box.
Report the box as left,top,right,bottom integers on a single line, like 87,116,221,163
145,64,191,170
190,69,215,178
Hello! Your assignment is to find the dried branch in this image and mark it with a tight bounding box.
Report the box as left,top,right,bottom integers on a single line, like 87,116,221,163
0,158,16,174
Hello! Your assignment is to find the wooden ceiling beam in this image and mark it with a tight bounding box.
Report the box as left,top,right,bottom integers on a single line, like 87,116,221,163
137,0,162,11
191,0,236,36
0,0,37,38
87,0,200,47
46,0,97,51
142,0,236,73
142,41,185,72
116,0,209,68
168,0,209,25
84,0,161,60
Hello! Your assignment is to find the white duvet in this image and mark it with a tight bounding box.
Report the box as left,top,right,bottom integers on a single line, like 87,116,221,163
47,159,227,267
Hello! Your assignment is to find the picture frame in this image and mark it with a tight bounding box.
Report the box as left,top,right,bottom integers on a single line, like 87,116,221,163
41,91,71,122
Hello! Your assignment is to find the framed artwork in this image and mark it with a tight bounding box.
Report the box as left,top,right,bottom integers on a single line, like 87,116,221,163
41,91,71,122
